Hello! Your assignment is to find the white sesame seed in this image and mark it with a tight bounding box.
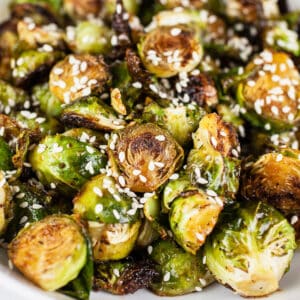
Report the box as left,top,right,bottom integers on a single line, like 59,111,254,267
118,151,125,163
95,204,103,214
196,232,205,241
169,173,179,180
232,149,239,158
93,187,103,197
139,175,147,183
170,27,181,36
199,278,207,286
133,169,141,176
210,136,218,148
147,245,153,255
53,68,63,75
32,204,43,209
148,161,155,171
8,259,13,270
132,81,142,89
291,215,299,225
207,189,217,197
19,216,28,224
113,268,120,277
155,135,165,141
264,123,271,130
113,209,121,220
247,80,256,87
118,176,126,187
276,154,283,162
19,201,28,208
163,272,171,282
16,193,25,199
195,286,203,292
202,255,207,264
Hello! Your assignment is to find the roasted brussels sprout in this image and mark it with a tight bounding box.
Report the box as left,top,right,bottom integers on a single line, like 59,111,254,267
187,113,241,200
150,239,214,296
264,22,300,56
208,0,279,22
169,189,223,254
138,25,203,78
12,50,64,87
29,134,107,195
204,201,296,297
0,173,12,236
61,96,126,131
17,19,65,49
87,220,141,261
143,101,204,146
67,21,112,55
73,174,140,224
94,257,158,295
8,215,87,291
237,50,300,132
0,80,29,114
32,83,62,117
241,148,300,214
49,54,111,104
108,123,184,193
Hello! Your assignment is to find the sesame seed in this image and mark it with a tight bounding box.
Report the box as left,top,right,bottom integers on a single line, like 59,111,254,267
195,286,203,292
232,149,239,158
199,278,207,286
113,209,120,220
19,216,28,224
95,204,103,214
118,176,126,187
93,187,103,197
16,193,25,199
276,154,283,162
210,136,218,148
148,161,155,171
202,255,207,264
291,215,299,225
53,68,63,75
113,268,120,277
8,259,13,270
196,232,205,241
133,169,141,176
170,27,181,36
247,80,255,87
19,201,28,208
169,173,179,180
264,123,271,130
118,151,125,163
32,204,43,209
163,272,171,282
132,81,142,89
139,175,147,183
155,135,165,141
207,189,217,197
147,245,153,255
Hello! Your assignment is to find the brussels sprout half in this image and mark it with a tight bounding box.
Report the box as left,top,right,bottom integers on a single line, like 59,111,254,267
108,123,184,193
150,239,214,296
88,220,141,261
143,101,204,146
60,96,126,131
49,54,111,104
73,174,139,224
204,201,296,297
138,24,203,78
29,134,107,195
169,189,223,254
12,50,64,87
8,215,87,291
67,21,112,55
241,148,300,215
94,258,158,295
237,50,300,132
187,113,241,200
0,172,12,236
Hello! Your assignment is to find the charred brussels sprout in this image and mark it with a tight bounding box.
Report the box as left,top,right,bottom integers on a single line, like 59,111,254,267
87,220,141,261
241,148,300,215
237,50,300,132
204,201,296,297
94,258,158,295
8,215,87,291
32,83,62,117
12,50,63,87
49,54,111,104
0,173,12,236
187,113,241,200
138,25,203,78
29,134,107,195
109,123,184,193
169,189,223,254
67,21,112,55
150,239,214,296
61,96,126,131
73,174,139,224
143,101,204,146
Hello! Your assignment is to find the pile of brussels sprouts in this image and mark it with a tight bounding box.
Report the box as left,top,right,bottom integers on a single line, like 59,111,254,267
0,0,300,299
